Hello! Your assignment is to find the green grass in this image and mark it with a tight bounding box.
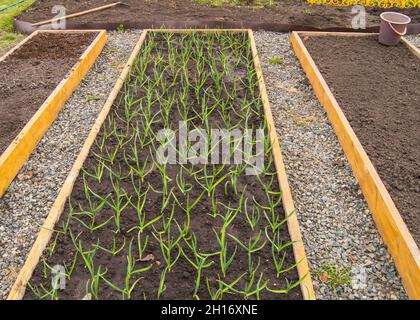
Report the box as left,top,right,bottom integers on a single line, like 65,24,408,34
0,0,35,53
316,262,352,292
0,31,21,52
116,24,125,33
85,95,104,103
268,57,283,64
0,0,35,31
0,29,22,52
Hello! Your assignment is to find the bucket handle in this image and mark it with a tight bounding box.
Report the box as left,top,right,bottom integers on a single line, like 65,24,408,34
388,22,407,36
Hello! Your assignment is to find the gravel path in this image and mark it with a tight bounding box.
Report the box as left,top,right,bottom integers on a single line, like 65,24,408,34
0,30,142,299
254,31,410,300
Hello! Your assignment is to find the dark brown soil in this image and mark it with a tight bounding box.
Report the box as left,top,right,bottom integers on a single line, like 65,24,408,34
19,0,420,29
303,35,420,246
0,32,97,155
25,32,303,300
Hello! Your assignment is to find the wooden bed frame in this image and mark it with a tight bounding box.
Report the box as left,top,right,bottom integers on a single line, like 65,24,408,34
291,31,420,299
8,29,315,300
0,30,107,198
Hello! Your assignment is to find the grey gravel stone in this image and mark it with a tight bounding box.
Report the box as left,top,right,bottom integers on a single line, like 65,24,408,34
0,30,142,300
254,31,412,300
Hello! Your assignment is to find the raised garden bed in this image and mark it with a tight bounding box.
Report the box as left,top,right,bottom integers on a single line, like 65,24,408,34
291,31,420,299
8,29,314,300
0,30,107,197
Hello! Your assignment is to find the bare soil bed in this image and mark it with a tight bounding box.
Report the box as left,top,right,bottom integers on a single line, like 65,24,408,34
18,0,420,29
303,35,420,246
0,32,97,155
24,31,302,300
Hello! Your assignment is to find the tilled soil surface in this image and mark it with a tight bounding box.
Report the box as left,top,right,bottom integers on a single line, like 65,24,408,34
18,0,420,29
303,35,420,246
0,32,97,155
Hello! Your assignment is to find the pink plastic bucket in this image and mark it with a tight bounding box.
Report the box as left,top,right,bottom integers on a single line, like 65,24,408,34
379,12,411,46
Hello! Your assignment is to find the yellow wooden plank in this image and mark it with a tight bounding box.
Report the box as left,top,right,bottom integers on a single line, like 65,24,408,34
0,30,107,198
290,31,420,299
249,29,315,300
297,31,377,37
146,29,247,32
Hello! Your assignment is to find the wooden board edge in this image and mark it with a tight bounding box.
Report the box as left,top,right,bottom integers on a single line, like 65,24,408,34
147,29,247,32
7,30,149,300
39,29,107,34
296,31,378,37
290,31,420,299
0,30,107,198
248,29,316,300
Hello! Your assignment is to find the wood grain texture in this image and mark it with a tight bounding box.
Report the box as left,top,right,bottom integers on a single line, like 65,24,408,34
290,31,420,300
0,30,107,198
8,29,314,300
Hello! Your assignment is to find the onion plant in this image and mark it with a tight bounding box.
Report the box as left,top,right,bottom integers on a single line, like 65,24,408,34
100,240,153,300
206,272,246,300
228,230,267,273
213,189,245,277
179,233,215,298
